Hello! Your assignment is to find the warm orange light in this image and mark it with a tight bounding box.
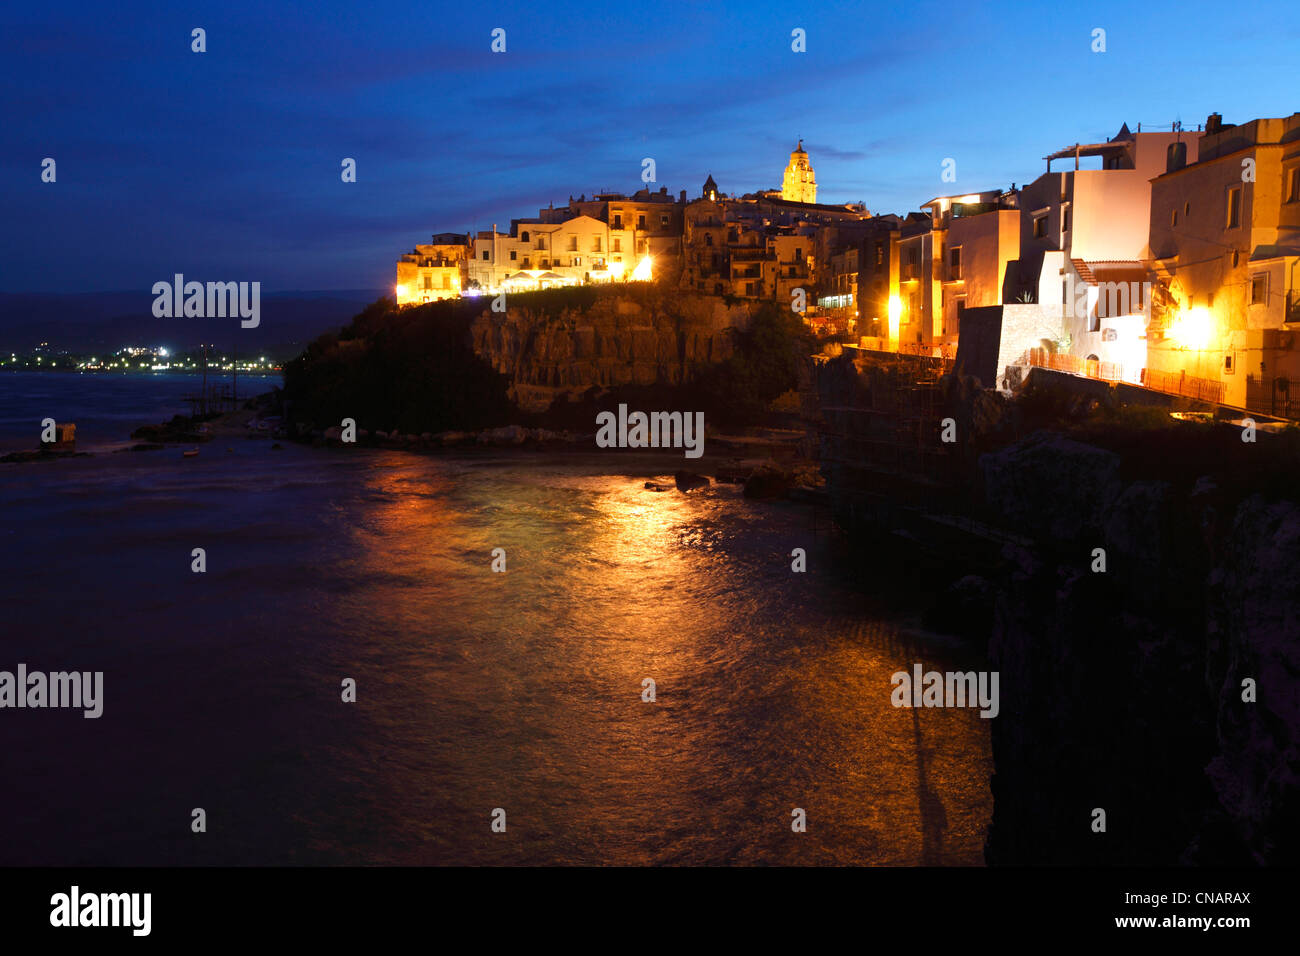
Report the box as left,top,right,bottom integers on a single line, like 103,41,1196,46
631,255,652,281
887,295,902,340
1169,306,1212,349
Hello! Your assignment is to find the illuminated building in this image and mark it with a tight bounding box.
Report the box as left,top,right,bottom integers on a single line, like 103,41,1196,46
1147,112,1300,413
395,232,471,304
781,141,817,204
1009,123,1203,380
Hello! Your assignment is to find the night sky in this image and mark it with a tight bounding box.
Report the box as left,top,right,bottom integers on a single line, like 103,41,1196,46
2,0,1296,293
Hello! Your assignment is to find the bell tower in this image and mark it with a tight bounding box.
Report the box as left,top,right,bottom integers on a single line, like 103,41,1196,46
781,140,817,204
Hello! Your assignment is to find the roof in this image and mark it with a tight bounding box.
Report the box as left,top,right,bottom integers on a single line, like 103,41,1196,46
1250,244,1300,261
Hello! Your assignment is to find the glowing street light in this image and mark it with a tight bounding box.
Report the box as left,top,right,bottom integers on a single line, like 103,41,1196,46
1169,305,1212,350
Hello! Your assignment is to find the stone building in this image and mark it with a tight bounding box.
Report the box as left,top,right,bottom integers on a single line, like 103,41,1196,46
396,232,471,304
1147,112,1300,413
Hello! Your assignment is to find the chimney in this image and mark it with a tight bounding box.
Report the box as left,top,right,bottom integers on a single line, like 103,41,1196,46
1166,141,1188,173
1206,112,1223,135
679,189,686,202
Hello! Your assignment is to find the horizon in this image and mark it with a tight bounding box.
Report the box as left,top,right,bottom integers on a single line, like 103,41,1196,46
4,0,1298,293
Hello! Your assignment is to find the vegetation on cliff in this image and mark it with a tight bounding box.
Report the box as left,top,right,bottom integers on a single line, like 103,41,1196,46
282,296,514,434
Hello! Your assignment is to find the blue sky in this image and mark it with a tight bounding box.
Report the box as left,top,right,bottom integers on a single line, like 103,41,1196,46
2,0,1297,292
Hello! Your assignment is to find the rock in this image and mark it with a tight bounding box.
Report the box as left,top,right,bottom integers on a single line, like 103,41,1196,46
675,470,711,493
1205,495,1300,863
644,481,671,492
743,465,792,499
478,425,527,444
1102,481,1171,572
979,431,1121,540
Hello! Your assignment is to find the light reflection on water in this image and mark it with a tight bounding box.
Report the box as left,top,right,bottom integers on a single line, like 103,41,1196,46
0,444,991,865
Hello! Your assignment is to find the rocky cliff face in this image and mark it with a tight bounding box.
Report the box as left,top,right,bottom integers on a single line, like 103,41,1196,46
469,290,750,412
979,432,1299,864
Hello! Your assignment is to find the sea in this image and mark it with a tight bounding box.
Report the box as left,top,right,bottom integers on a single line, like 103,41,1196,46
0,370,992,865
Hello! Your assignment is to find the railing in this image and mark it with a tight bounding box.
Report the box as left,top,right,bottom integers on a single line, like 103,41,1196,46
1023,348,1226,404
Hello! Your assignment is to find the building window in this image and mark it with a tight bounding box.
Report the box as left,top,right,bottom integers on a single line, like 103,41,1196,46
481,250,489,260
510,250,517,261
1062,207,1071,232
521,231,530,242
1225,354,1235,374
1227,186,1242,229
423,276,432,289
442,275,450,290
1184,201,1190,215
593,237,601,252
1251,274,1267,305
660,215,669,226
613,215,623,229
1230,250,1240,268
1288,168,1300,203
637,215,646,229
949,246,962,280
705,234,713,247
1033,215,1047,239
574,256,582,265
569,236,578,251
613,238,621,252
1170,208,1178,227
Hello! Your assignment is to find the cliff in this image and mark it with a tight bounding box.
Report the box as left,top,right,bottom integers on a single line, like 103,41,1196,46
979,432,1299,865
810,351,1299,864
469,288,751,412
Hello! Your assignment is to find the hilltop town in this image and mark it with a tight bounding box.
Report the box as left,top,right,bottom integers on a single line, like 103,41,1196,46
396,113,1300,421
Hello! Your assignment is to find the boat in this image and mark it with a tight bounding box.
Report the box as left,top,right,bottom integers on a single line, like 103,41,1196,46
183,448,199,458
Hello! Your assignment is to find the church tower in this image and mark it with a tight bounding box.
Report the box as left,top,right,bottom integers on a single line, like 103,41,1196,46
781,140,817,204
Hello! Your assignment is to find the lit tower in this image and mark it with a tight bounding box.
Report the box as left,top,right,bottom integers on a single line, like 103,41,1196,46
781,140,817,204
